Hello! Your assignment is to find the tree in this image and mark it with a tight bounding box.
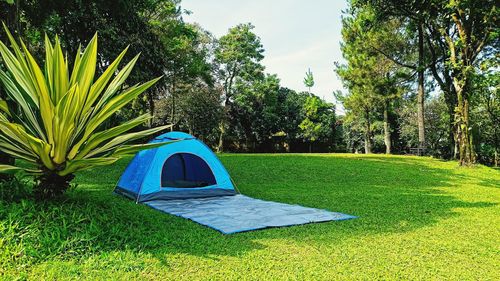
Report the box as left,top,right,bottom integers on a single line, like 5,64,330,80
424,12,460,158
232,74,281,151
337,89,378,154
471,62,500,166
357,0,430,150
362,0,498,165
303,68,315,94
299,95,336,153
214,23,264,152
276,88,308,150
150,19,214,129
11,0,192,129
432,0,497,165
337,5,407,154
155,80,223,147
0,30,169,199
398,95,451,156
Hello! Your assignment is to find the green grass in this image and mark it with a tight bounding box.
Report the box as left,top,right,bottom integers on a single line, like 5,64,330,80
1,154,499,280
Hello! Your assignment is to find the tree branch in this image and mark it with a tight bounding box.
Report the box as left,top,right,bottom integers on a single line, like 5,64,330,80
369,44,417,70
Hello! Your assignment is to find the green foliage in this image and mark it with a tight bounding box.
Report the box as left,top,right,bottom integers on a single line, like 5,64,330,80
0,2,343,155
354,0,498,164
155,80,223,147
151,21,216,126
0,155,499,278
232,74,281,149
214,23,267,151
0,29,169,182
297,95,336,152
470,62,500,166
398,95,451,155
277,88,308,142
336,4,411,154
215,23,265,87
303,68,314,92
215,23,265,104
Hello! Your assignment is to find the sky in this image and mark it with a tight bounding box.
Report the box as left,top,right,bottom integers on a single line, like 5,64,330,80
180,0,348,109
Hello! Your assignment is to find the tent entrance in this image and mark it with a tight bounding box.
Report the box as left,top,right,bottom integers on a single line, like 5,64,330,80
161,153,217,188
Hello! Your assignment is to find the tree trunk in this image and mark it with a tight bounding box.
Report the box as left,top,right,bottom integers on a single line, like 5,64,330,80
34,172,75,200
446,96,458,159
364,108,372,154
455,79,475,165
486,99,499,167
218,65,237,153
170,82,176,132
364,134,371,154
417,22,426,149
147,92,155,128
217,121,225,153
383,101,391,154
494,127,499,167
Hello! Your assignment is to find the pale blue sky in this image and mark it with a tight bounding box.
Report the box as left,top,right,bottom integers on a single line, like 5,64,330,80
181,0,348,105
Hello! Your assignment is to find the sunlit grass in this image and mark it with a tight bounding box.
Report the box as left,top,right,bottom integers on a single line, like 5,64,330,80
1,154,499,279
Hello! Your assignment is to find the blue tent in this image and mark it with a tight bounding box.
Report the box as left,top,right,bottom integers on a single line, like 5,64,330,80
115,131,236,202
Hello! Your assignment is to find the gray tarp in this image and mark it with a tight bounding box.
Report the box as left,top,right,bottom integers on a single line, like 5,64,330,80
145,194,356,234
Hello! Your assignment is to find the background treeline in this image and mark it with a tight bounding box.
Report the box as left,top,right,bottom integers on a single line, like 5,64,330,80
0,0,338,155
336,0,498,166
0,0,498,166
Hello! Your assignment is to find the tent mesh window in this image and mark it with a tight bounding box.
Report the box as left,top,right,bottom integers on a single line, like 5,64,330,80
161,153,217,188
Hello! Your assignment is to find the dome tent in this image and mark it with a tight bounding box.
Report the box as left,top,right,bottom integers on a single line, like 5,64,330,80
115,131,236,202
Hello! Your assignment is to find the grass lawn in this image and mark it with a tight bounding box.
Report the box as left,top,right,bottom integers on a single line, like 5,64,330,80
1,154,499,280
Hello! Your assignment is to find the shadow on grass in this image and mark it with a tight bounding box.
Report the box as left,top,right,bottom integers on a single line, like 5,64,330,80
1,154,498,268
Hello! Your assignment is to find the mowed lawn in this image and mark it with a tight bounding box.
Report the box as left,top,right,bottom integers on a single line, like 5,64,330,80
1,154,499,280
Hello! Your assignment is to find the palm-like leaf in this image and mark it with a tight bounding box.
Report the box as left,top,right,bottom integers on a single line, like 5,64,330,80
0,25,170,176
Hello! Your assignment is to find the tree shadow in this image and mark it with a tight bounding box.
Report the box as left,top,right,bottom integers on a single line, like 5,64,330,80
2,154,498,270
222,154,498,240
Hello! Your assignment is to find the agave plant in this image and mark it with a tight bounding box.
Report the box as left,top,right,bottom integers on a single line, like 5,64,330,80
0,26,170,198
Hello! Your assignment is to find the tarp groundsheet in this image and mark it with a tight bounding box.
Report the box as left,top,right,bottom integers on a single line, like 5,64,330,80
145,194,356,234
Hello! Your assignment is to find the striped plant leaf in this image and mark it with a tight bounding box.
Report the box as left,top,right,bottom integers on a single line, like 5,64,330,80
0,28,171,176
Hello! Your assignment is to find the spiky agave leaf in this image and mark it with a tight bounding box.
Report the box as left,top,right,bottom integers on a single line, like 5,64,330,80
0,25,171,176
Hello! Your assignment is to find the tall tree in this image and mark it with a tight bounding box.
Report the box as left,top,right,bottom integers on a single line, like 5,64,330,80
277,88,309,150
424,12,460,158
362,0,498,164
432,0,497,165
149,20,215,129
214,23,264,152
358,0,430,150
337,5,407,154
